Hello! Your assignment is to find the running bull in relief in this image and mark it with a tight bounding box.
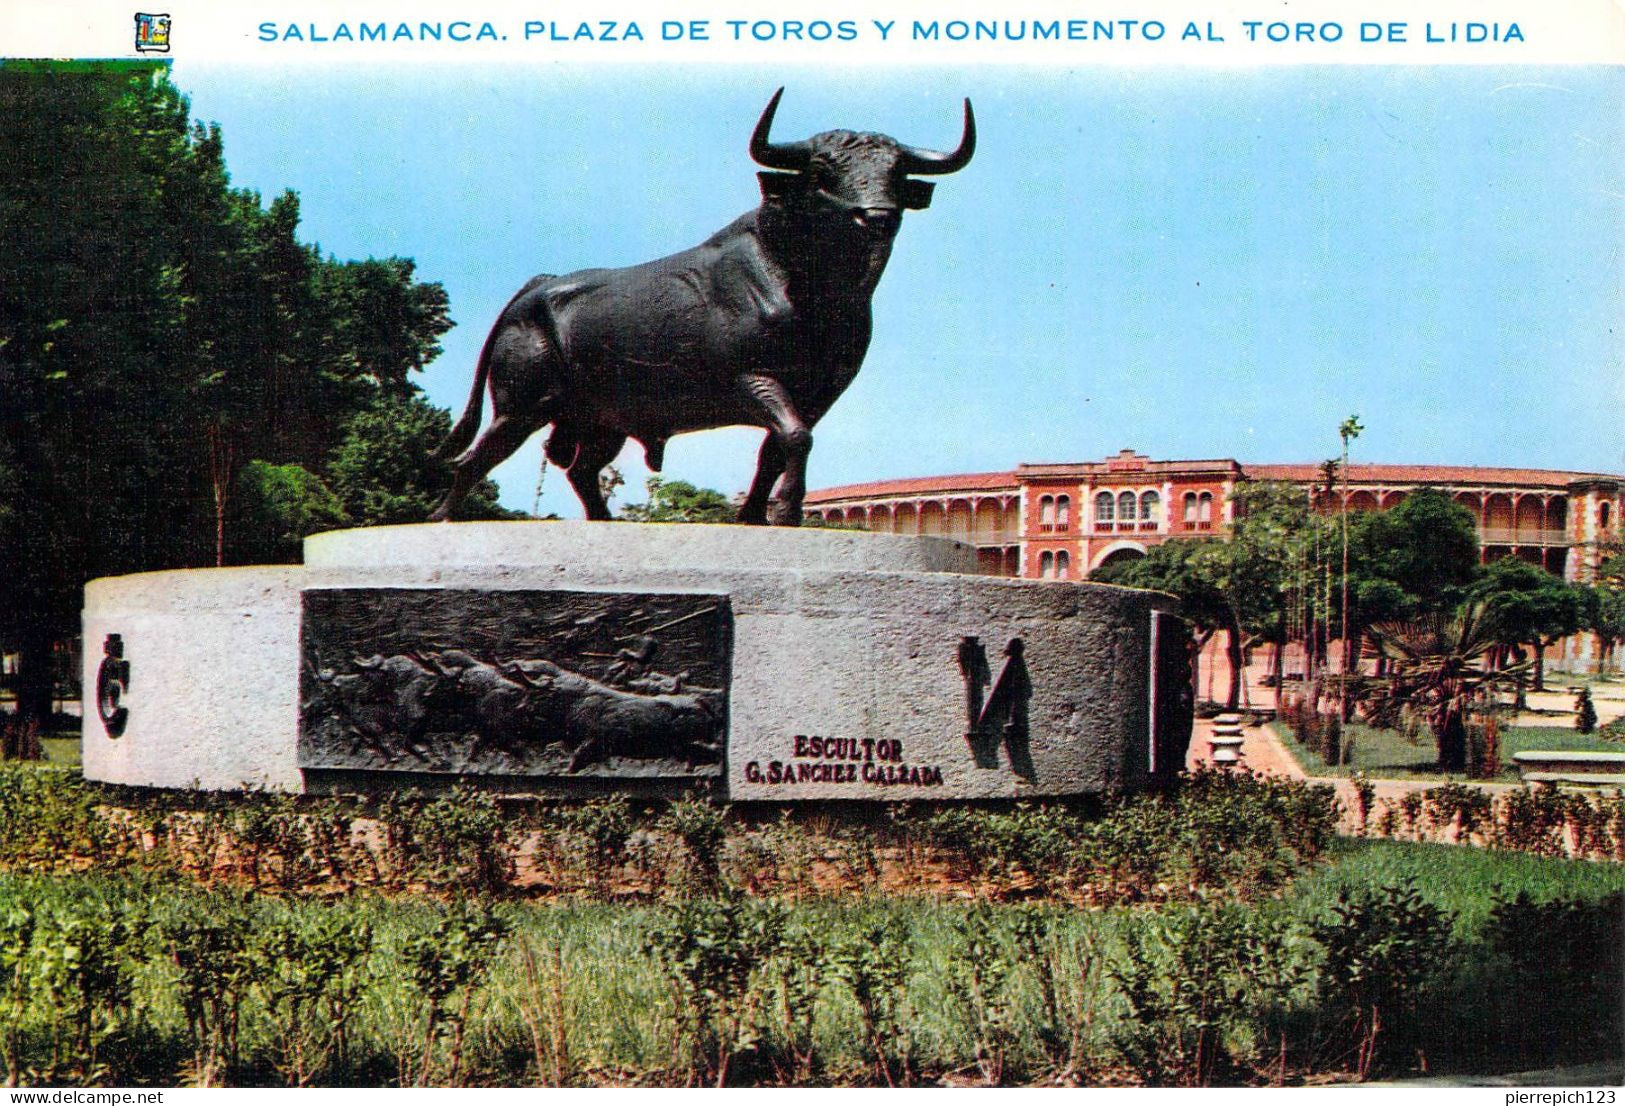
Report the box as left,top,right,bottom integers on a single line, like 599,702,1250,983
430,88,974,526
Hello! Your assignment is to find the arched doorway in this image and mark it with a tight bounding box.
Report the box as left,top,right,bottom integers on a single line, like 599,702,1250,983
1092,543,1148,574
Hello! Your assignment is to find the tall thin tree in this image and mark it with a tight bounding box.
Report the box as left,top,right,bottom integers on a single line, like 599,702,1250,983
1337,414,1364,759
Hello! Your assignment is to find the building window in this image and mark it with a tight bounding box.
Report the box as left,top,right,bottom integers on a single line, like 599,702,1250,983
1039,550,1055,578
1055,550,1070,579
1095,492,1114,526
1139,490,1160,527
1039,495,1055,530
1117,491,1137,523
1056,495,1071,529
1183,492,1198,524
1198,492,1213,524
1603,502,1614,530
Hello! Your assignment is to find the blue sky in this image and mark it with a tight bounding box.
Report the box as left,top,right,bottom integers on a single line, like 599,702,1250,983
168,62,1625,515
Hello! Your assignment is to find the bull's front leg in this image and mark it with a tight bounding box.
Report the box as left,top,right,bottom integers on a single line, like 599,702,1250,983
737,435,785,525
739,375,811,526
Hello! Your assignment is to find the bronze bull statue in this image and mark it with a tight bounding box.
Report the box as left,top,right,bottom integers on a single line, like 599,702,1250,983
430,88,974,525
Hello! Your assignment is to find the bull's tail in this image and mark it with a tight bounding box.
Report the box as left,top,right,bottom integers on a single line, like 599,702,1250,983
433,322,500,460
434,274,556,461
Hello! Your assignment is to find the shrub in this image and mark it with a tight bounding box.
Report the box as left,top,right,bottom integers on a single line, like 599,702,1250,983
249,905,374,1085
940,903,1021,1084
755,919,823,1084
825,914,915,1086
1574,689,1597,735
511,936,572,1086
660,797,729,895
1009,904,1101,1080
1466,713,1501,780
1174,769,1338,896
0,906,36,1086
1573,790,1625,860
827,829,885,892
1350,772,1376,836
555,796,633,897
1480,891,1624,1064
154,890,259,1085
1109,902,1306,1087
622,828,680,900
905,808,982,880
379,786,516,894
1307,881,1455,1080
230,792,329,890
32,899,144,1085
397,900,510,1086
643,894,787,1086
908,804,1086,895
0,766,119,872
1420,783,1493,845
723,814,816,899
1079,798,1182,902
0,716,41,762
1395,791,1424,839
1489,784,1569,856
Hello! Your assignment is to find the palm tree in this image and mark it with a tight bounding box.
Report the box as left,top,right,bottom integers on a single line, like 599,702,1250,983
1336,415,1363,733
1361,602,1530,774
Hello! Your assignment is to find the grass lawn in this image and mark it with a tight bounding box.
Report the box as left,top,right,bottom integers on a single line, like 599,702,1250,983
1272,720,1623,782
0,835,1617,1087
39,735,81,767
1552,673,1625,693
1295,835,1625,926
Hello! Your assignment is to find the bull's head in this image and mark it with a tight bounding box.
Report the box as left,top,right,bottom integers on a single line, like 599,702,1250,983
750,88,974,290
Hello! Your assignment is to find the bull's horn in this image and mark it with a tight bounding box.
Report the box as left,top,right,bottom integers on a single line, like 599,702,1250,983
749,87,812,171
899,99,976,175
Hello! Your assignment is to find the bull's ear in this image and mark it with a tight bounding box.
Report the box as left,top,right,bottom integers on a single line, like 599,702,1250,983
757,171,800,202
901,178,936,210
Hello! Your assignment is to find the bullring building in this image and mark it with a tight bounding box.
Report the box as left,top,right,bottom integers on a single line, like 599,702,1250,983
804,450,1624,671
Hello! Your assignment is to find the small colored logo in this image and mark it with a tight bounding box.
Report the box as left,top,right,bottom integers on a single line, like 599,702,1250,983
134,12,171,53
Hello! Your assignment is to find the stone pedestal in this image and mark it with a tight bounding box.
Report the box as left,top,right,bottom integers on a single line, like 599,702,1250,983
82,521,1191,798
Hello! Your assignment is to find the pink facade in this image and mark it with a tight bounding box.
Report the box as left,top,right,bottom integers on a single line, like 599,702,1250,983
805,450,1625,671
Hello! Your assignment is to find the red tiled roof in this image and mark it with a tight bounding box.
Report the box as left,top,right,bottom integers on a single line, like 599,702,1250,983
1243,463,1618,488
805,471,1017,503
806,460,1620,505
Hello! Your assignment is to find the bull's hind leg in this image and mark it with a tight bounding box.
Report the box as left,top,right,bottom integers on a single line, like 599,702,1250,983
561,426,627,521
429,409,547,521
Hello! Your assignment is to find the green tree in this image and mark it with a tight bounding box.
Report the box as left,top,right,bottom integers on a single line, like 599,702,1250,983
1346,489,1482,618
620,476,736,523
0,63,204,722
1333,488,1484,714
1099,483,1320,710
327,393,511,526
1226,481,1316,694
1336,415,1364,691
1093,538,1240,706
0,63,497,723
1588,551,1625,669
1471,557,1586,691
231,461,350,564
313,258,452,396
